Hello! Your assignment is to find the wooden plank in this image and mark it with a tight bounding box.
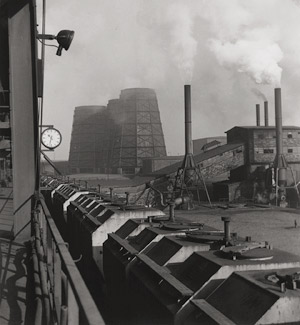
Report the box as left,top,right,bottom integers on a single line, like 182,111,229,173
191,299,236,325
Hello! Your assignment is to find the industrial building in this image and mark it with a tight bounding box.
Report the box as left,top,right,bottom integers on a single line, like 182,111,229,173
68,105,111,174
68,88,167,175
193,136,226,154
141,136,227,175
4,1,300,324
109,88,167,174
66,87,300,206
227,125,300,179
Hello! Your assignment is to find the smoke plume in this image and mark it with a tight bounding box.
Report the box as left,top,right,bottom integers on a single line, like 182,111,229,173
208,36,283,86
43,0,300,160
165,3,197,82
201,0,284,86
251,88,267,101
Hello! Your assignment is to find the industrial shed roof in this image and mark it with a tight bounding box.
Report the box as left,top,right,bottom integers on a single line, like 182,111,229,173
201,140,222,151
153,142,244,176
226,126,300,132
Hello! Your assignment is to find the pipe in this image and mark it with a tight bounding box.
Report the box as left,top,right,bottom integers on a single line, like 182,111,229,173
168,196,191,222
146,183,168,207
256,104,260,126
221,216,231,243
125,192,129,205
264,101,269,126
169,202,175,222
60,306,68,325
184,85,193,155
174,196,190,206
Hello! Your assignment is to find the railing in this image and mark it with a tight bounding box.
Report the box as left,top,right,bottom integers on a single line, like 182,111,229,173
32,194,105,325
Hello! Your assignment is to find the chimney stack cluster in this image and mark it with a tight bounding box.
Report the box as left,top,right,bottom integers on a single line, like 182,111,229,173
255,101,269,127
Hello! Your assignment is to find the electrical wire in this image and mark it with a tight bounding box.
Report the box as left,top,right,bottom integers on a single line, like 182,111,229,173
37,38,58,49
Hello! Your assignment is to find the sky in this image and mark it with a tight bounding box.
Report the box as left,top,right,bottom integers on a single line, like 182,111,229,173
38,0,300,160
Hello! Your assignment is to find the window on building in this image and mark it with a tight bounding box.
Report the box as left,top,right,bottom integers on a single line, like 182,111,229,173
256,148,264,154
288,133,293,138
288,148,293,153
263,149,274,154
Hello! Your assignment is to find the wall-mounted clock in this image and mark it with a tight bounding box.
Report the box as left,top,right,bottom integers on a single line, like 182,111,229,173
41,127,62,149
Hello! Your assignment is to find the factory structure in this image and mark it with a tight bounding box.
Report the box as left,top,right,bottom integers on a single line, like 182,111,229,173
3,1,300,324
69,88,167,175
68,88,227,176
67,86,300,205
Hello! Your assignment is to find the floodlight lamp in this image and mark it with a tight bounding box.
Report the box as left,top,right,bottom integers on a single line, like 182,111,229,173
56,30,75,56
37,30,75,56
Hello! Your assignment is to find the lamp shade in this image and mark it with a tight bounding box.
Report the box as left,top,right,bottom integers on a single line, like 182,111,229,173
56,30,75,56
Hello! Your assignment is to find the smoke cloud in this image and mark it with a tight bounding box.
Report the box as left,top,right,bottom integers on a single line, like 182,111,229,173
165,3,197,82
251,88,267,101
208,30,283,86
198,1,284,86
42,0,300,160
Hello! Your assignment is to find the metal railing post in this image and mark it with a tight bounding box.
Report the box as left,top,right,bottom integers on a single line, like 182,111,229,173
34,196,105,324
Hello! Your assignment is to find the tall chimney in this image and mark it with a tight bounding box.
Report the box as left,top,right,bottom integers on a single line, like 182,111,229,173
264,101,269,126
275,88,283,157
274,87,287,188
184,85,193,155
256,104,260,126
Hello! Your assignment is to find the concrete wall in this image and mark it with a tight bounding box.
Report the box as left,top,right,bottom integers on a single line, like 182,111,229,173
9,0,39,239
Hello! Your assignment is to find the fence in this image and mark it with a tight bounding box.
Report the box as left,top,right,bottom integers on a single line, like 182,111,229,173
32,194,105,324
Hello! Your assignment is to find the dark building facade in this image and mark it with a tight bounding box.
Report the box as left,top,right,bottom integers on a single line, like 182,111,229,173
226,126,300,181
68,88,167,175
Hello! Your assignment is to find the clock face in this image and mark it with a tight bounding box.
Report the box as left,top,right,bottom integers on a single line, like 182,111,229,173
41,128,62,149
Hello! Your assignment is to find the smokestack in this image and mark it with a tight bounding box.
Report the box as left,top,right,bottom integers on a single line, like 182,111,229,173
264,101,269,126
274,88,287,188
256,104,260,126
275,88,283,157
184,85,193,155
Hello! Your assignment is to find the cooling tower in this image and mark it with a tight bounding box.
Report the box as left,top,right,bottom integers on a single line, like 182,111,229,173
109,88,167,174
68,106,111,174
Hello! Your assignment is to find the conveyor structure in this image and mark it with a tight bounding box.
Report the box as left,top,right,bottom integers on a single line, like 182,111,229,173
42,177,300,325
